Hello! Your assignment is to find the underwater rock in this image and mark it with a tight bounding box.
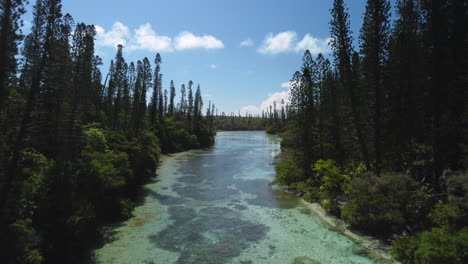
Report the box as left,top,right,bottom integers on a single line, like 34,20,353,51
292,256,321,264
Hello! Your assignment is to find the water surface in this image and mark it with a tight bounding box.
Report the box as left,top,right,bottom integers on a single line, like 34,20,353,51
94,131,377,264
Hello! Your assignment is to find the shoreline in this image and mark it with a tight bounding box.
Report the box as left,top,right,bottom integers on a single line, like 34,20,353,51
300,199,399,264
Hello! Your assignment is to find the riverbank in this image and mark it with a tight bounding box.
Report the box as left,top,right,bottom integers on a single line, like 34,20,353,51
300,200,397,264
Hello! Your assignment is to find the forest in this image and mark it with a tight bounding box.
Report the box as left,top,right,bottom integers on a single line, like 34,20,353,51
0,0,215,263
0,0,467,263
267,0,467,263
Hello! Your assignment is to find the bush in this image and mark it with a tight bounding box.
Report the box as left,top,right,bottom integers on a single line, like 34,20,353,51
272,158,304,185
428,171,468,231
341,172,428,236
313,159,350,214
83,127,107,152
19,149,49,213
303,193,317,203
119,199,135,219
130,131,161,182
172,129,199,150
391,227,468,264
9,218,44,264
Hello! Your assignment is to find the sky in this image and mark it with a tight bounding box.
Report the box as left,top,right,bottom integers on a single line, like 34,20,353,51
21,0,396,115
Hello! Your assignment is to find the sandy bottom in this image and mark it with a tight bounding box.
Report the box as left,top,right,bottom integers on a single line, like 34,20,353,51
93,131,393,264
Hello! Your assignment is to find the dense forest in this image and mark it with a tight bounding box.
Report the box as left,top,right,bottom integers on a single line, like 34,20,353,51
0,0,215,263
1,0,467,263
213,106,288,131
269,0,467,263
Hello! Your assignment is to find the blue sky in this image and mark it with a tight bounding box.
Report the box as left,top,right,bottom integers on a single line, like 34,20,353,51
22,0,396,115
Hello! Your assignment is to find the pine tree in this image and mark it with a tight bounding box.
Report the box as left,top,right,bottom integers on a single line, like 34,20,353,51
330,0,371,169
142,58,152,111
150,53,161,126
387,0,426,171
1,0,65,228
169,80,175,116
163,88,168,115
131,60,143,134
360,0,391,175
111,44,126,129
157,74,164,121
0,0,25,105
179,84,186,115
105,60,115,117
187,80,194,119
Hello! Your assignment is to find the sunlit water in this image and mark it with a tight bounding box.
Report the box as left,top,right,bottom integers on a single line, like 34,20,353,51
93,131,378,264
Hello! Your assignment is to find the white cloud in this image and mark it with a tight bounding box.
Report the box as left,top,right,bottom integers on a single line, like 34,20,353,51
240,38,254,47
128,23,172,52
240,105,260,116
257,31,331,55
95,22,130,48
175,31,224,50
295,34,331,54
239,88,290,116
258,31,297,54
95,22,223,52
209,64,217,70
260,91,290,111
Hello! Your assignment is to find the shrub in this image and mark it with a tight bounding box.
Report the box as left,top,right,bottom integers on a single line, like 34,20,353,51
119,199,135,219
428,171,468,230
173,129,199,150
391,227,468,264
19,150,49,213
83,127,107,152
313,159,350,214
272,158,304,185
341,172,427,236
130,131,161,182
303,193,317,203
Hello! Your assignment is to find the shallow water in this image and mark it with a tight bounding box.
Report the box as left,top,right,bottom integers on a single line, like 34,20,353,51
93,131,378,264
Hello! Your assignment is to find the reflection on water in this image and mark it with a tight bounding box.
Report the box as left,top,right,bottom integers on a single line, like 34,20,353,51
93,131,377,264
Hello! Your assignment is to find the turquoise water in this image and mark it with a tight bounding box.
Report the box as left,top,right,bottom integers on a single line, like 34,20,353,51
93,131,378,264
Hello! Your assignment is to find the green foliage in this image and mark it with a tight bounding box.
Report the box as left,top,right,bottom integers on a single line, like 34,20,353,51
295,183,306,194
429,171,468,230
391,227,468,264
266,123,285,134
83,126,108,152
133,131,161,179
9,218,44,264
313,159,350,214
341,172,428,236
303,192,318,203
18,150,49,214
173,129,199,150
83,149,129,190
214,116,268,131
119,199,135,219
272,158,304,185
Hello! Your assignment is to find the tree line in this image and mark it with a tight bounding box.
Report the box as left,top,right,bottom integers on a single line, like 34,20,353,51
0,0,215,263
272,0,467,263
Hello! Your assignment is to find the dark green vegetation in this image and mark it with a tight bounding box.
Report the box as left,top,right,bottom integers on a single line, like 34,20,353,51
271,0,468,263
212,104,288,131
0,0,215,263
